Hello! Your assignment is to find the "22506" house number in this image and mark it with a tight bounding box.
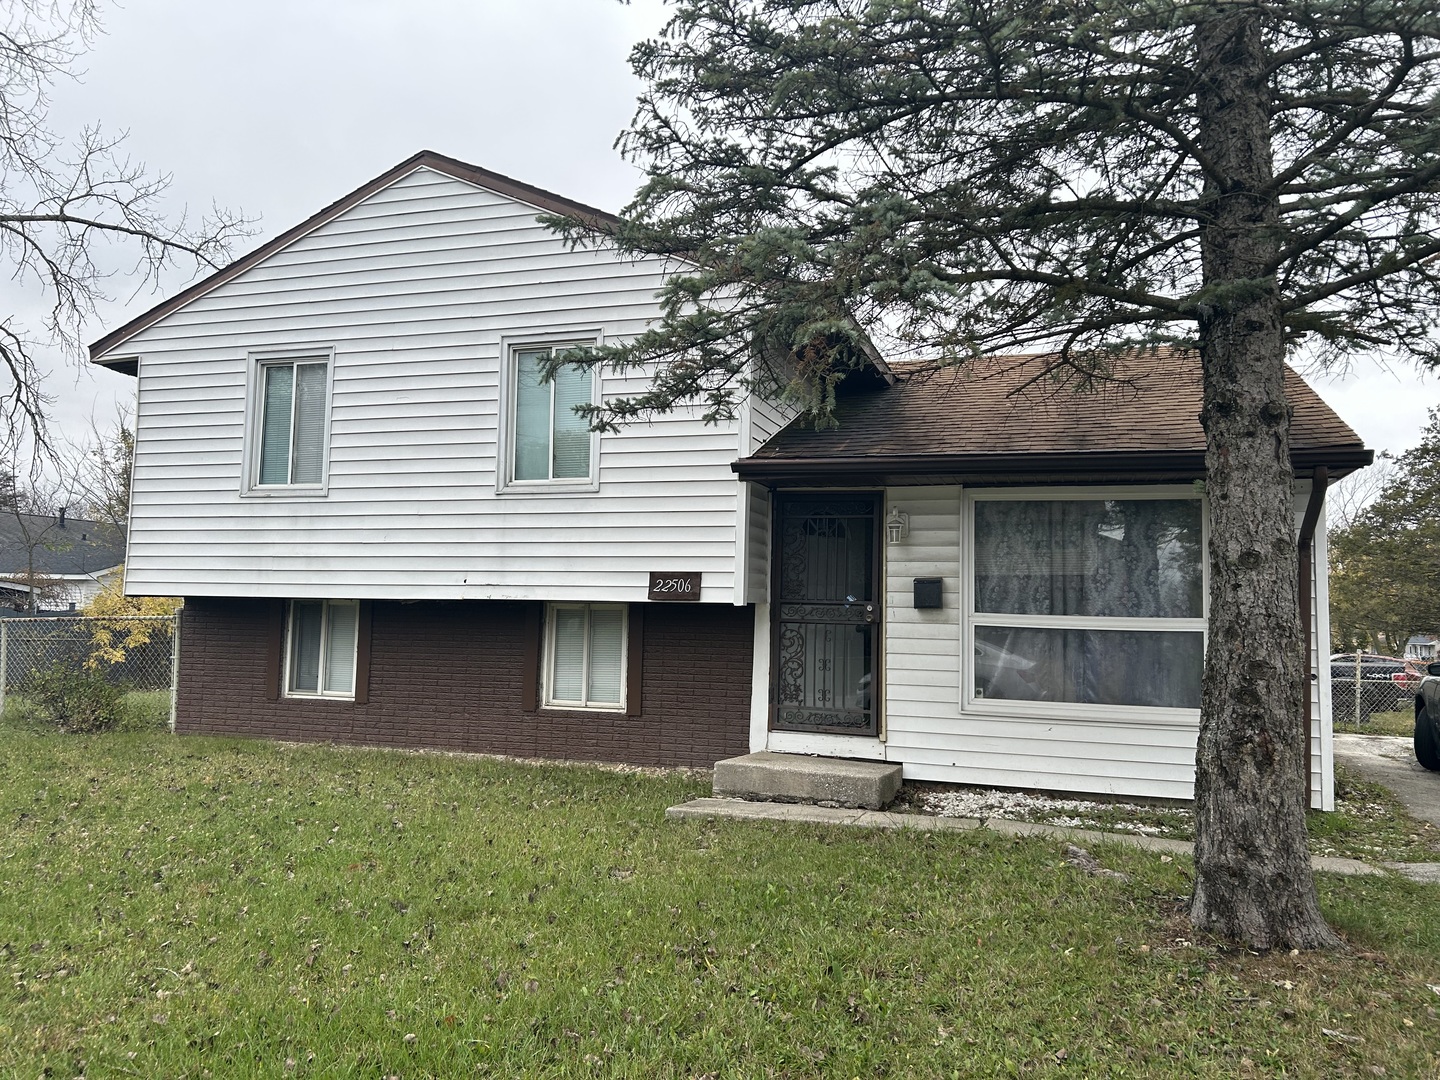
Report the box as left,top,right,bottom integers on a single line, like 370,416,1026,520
648,571,702,601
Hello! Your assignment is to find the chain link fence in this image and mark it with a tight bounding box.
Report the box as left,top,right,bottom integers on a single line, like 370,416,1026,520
1329,653,1417,725
0,615,178,731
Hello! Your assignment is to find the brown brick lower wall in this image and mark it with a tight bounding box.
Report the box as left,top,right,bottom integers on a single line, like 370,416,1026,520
176,598,753,767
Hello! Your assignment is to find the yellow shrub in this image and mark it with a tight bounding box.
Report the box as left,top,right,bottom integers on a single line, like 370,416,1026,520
81,571,182,667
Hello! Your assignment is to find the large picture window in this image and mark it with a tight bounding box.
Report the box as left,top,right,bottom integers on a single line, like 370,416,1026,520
286,599,359,698
544,602,626,710
254,356,330,489
968,494,1205,713
510,344,595,485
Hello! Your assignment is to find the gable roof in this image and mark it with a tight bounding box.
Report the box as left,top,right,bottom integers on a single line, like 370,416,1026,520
0,513,126,578
88,151,624,370
735,349,1371,485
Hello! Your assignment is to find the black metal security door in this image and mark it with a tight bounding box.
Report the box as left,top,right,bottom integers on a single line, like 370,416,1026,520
772,493,880,735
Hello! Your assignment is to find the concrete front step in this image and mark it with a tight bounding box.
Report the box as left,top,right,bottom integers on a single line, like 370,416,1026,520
712,751,903,810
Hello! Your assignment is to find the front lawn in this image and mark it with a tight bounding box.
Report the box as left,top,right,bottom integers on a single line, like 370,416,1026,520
2,732,1438,1077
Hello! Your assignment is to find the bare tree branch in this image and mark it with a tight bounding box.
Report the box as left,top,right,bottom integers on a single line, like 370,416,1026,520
0,0,250,444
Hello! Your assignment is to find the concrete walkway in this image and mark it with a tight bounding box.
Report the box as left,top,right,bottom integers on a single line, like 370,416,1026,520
1333,732,1440,829
1331,733,1440,884
666,797,1387,877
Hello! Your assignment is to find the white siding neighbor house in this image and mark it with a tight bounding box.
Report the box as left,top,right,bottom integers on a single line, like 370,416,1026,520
91,151,1370,807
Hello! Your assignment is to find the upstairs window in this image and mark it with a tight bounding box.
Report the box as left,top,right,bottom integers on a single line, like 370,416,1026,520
509,343,596,487
254,356,330,489
286,599,358,698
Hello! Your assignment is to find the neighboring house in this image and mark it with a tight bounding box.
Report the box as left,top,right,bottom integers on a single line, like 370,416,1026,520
0,511,125,613
88,150,1370,809
1406,635,1440,660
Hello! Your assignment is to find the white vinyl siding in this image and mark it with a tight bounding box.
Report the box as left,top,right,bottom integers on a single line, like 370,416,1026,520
116,167,745,602
286,599,358,698
546,602,625,709
747,390,799,455
880,486,1203,801
1300,479,1334,809
869,483,1332,807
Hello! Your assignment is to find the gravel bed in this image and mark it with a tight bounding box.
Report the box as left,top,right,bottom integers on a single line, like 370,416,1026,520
902,784,1193,837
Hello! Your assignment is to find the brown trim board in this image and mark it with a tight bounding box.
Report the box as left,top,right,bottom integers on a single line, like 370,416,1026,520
521,602,542,713
734,446,1373,485
626,605,645,717
353,601,374,706
264,599,284,700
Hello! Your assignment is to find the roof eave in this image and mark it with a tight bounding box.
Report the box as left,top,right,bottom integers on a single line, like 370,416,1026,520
732,445,1374,486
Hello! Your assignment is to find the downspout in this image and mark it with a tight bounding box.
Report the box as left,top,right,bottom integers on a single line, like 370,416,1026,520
1297,465,1328,804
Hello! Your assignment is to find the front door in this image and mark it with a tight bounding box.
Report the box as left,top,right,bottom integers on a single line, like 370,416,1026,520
771,493,880,736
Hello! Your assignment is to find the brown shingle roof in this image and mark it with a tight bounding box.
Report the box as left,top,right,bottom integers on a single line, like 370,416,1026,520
737,350,1370,485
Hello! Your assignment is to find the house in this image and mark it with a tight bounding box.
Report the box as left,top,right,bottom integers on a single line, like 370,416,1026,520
1406,635,1440,661
89,150,1370,809
0,510,125,613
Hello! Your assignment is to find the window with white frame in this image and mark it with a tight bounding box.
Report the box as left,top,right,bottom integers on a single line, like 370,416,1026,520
967,493,1206,712
286,600,359,698
510,344,595,484
255,356,329,488
544,603,626,710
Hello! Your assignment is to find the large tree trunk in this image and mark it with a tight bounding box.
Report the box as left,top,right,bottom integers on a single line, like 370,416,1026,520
1189,9,1341,950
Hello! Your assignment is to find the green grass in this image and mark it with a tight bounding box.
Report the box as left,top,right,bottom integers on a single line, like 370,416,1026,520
0,688,170,734
1335,709,1417,738
115,688,172,732
3,733,1440,1077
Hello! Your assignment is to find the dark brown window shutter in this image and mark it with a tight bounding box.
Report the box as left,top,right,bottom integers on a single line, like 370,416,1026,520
265,600,285,700
353,601,373,705
521,602,542,712
626,604,644,717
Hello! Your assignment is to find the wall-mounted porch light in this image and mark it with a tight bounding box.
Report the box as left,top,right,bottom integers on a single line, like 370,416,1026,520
886,507,910,544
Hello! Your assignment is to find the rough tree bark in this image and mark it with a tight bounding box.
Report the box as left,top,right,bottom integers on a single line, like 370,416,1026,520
1190,9,1342,949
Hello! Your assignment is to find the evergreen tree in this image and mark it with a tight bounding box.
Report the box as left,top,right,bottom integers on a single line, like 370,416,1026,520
550,0,1440,948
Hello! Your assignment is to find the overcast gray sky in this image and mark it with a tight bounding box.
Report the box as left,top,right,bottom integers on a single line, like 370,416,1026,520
28,0,1440,458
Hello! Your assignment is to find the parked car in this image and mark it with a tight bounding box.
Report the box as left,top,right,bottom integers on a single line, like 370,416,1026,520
1416,661,1440,771
1330,654,1414,722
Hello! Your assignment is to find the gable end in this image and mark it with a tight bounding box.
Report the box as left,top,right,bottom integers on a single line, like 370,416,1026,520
88,150,623,367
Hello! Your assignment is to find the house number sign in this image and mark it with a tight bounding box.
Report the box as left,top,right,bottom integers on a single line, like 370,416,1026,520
648,571,702,601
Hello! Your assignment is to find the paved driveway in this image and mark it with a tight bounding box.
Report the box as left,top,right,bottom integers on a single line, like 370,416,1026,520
1333,732,1440,829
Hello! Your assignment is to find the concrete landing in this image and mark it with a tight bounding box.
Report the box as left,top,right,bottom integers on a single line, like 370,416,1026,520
712,752,903,810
